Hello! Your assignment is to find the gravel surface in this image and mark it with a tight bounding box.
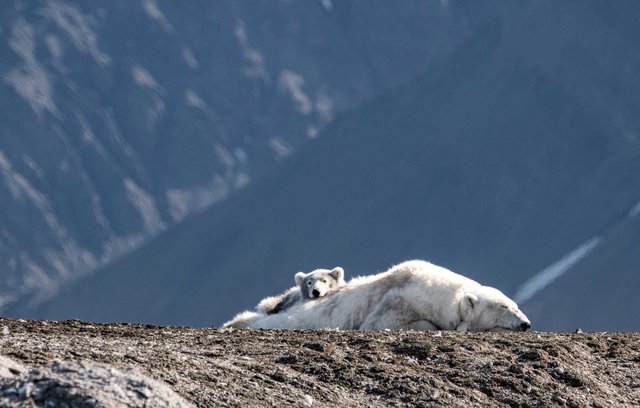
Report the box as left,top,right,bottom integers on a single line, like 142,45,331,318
1,318,639,407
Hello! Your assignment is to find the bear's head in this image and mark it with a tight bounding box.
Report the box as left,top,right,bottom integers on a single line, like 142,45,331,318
295,267,345,299
459,286,531,332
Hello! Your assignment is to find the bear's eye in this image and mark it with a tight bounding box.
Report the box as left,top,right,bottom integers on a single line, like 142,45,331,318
307,281,312,285
501,305,508,309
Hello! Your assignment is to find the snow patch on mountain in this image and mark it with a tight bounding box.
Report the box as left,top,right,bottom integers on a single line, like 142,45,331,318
44,34,63,60
0,150,60,233
315,91,334,123
166,177,229,222
76,112,109,159
181,47,199,70
234,20,270,83
184,89,207,110
0,152,98,281
16,253,56,300
232,149,250,188
131,64,161,91
0,149,99,305
306,126,319,139
142,0,173,34
4,18,59,118
123,178,166,235
628,199,640,218
514,237,601,304
319,0,333,12
22,156,44,179
100,109,145,178
279,70,312,114
269,138,292,159
40,0,111,67
131,64,165,130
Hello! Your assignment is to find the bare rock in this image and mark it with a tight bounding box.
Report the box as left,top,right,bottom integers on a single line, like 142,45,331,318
0,359,193,408
2,318,640,406
0,356,24,379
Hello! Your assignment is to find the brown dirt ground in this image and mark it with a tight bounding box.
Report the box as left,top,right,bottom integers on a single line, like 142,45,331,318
1,318,639,407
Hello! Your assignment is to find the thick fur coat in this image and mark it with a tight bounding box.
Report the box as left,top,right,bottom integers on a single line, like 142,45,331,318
223,267,345,328
226,260,530,332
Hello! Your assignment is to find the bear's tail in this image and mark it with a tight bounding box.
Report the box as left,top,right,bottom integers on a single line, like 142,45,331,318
222,310,263,329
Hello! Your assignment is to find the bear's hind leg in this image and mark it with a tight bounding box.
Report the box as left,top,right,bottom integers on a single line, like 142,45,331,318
404,320,441,331
360,289,418,330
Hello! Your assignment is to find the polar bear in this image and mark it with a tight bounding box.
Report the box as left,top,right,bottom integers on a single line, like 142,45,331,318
256,267,346,315
230,260,530,332
222,267,345,328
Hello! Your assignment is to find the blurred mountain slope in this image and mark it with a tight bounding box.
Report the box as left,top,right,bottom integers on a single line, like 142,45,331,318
24,1,640,330
0,0,462,308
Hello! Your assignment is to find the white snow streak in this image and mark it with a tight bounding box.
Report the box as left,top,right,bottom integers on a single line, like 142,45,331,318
142,0,174,33
234,20,270,83
166,177,229,222
315,91,334,123
0,150,97,297
319,0,333,11
22,156,44,179
131,64,161,91
4,19,59,118
18,253,57,296
123,178,166,235
269,138,292,159
184,89,207,110
278,70,312,114
628,199,640,218
182,47,199,69
0,150,53,221
185,90,230,140
306,126,319,139
45,34,63,60
0,150,69,246
101,109,147,180
131,64,165,130
40,0,111,67
76,112,109,158
233,149,250,188
70,117,115,237
513,237,601,304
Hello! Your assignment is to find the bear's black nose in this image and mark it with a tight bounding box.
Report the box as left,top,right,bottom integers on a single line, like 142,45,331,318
312,289,320,298
520,322,531,332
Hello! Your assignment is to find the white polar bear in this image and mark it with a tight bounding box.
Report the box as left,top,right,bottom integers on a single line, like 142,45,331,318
255,267,346,314
222,267,345,328
229,260,530,332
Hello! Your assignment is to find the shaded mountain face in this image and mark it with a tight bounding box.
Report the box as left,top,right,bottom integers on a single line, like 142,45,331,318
23,0,640,330
0,1,464,308
522,213,640,332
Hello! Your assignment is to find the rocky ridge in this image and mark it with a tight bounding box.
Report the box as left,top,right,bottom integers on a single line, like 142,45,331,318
1,318,639,407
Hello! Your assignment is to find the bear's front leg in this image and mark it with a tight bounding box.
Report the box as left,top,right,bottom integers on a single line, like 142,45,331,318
456,321,469,332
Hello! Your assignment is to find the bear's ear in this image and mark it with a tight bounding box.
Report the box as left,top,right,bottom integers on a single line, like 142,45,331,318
330,267,344,281
464,293,478,309
460,293,478,320
295,272,307,286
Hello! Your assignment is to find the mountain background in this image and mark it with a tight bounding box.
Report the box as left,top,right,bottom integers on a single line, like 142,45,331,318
0,0,464,306
2,1,640,331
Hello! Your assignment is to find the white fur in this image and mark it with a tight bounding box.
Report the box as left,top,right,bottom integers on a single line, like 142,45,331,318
296,267,345,299
222,310,262,329
222,267,346,328
238,260,530,332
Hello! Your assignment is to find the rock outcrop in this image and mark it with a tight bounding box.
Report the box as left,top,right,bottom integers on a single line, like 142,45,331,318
1,318,639,406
